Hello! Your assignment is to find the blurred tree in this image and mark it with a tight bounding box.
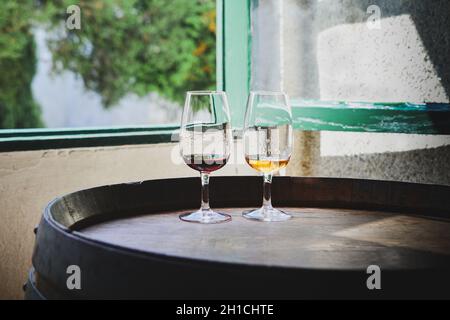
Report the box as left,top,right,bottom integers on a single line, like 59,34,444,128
0,0,215,128
0,1,43,128
37,0,216,107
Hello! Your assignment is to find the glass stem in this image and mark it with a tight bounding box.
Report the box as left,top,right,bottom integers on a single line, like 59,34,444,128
262,173,273,209
200,172,210,212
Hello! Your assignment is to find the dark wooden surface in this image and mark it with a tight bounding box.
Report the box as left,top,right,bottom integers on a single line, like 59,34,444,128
81,207,450,271
29,176,450,299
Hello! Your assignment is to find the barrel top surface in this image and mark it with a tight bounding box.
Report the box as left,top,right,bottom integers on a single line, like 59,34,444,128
33,177,450,299
79,207,450,270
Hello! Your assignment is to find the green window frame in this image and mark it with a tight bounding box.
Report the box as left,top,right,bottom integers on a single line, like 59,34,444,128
216,0,251,129
1,0,450,152
0,125,178,152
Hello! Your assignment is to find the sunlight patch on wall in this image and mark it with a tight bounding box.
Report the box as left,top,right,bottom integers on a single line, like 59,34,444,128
317,14,448,103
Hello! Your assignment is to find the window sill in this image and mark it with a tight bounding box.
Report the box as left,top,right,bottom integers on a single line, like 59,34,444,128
292,100,450,134
0,125,178,152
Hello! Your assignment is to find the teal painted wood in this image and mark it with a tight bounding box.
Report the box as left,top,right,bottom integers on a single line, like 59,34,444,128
0,124,179,138
0,127,177,152
219,0,251,129
292,100,450,134
216,0,224,92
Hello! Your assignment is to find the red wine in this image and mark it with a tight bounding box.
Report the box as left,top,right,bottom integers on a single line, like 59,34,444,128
183,154,228,173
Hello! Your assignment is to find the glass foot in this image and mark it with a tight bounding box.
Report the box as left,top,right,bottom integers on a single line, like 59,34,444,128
243,206,292,222
179,209,231,224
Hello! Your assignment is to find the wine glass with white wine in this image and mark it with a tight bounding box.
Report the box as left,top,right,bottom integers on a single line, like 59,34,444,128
243,91,293,222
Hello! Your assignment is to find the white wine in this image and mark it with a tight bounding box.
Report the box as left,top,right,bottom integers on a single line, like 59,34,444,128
242,91,293,221
245,156,290,173
244,124,292,173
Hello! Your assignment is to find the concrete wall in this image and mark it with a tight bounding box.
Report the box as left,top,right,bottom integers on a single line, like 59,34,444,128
252,0,450,183
0,142,253,299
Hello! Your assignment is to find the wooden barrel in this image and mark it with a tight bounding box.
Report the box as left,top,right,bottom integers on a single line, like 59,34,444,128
26,176,450,299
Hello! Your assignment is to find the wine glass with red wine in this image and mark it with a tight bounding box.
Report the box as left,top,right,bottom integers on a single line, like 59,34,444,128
179,91,232,223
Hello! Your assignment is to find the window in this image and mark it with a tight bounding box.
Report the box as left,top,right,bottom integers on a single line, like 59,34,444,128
0,0,216,150
247,0,450,134
1,0,449,153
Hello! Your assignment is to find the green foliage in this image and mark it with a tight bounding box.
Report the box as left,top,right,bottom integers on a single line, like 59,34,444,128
0,1,43,128
38,0,216,107
0,0,215,129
